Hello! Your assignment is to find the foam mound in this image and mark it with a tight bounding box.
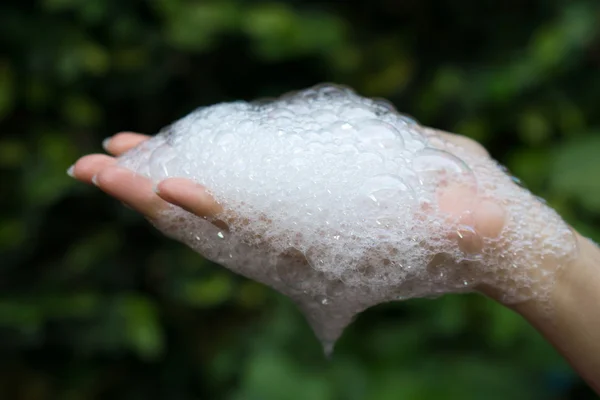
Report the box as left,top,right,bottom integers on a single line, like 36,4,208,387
118,84,577,351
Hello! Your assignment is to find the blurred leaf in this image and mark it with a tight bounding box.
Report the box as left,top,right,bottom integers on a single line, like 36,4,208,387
163,1,239,51
243,4,347,61
478,2,598,104
518,109,551,146
119,295,164,361
43,0,107,24
432,295,468,336
531,3,597,69
486,304,525,347
0,300,42,332
62,95,101,126
365,321,425,363
180,273,232,307
368,370,418,400
329,357,368,400
236,351,331,400
65,227,121,273
551,134,600,212
24,132,77,206
243,4,297,58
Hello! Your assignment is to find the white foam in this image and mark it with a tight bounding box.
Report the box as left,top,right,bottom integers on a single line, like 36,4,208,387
118,84,577,351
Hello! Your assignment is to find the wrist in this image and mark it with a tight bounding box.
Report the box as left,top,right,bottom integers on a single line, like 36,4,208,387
499,231,600,391
507,232,599,317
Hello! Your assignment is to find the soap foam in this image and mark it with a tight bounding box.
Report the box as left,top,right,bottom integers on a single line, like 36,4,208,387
118,84,577,349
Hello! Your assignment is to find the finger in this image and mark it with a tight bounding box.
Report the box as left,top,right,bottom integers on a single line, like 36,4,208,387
156,178,224,219
437,181,477,217
103,132,151,156
68,154,116,184
437,182,506,254
473,200,506,239
93,166,168,219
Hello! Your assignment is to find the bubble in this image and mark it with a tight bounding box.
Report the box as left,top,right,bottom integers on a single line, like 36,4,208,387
340,104,376,120
329,120,356,137
412,148,470,176
456,225,483,256
359,174,414,219
355,119,404,150
372,98,398,116
412,148,477,194
397,113,418,125
312,83,349,99
148,144,176,180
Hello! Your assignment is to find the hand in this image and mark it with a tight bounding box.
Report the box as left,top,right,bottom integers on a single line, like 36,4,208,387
69,132,225,226
70,130,513,303
69,131,600,392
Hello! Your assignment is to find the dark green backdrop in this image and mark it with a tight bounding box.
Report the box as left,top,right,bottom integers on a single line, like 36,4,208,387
2,0,600,399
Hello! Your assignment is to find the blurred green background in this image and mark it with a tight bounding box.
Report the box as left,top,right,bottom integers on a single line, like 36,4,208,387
2,0,600,399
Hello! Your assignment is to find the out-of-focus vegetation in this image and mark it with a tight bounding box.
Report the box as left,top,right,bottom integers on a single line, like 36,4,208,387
1,0,600,398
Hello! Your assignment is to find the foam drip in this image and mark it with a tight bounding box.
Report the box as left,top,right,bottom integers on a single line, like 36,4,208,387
118,84,578,351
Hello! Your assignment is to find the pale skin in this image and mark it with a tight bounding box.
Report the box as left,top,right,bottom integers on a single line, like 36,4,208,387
69,132,600,393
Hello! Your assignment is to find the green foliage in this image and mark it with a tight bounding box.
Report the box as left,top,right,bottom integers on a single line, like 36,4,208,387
1,0,599,398
551,135,600,213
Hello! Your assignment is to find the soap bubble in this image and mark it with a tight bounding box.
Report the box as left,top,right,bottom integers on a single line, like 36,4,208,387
355,119,404,150
412,148,473,184
149,144,176,180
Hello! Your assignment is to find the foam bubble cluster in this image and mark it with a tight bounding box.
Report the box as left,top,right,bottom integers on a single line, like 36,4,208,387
118,84,577,350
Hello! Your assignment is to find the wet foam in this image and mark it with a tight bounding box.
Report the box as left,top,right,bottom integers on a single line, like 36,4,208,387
118,84,577,350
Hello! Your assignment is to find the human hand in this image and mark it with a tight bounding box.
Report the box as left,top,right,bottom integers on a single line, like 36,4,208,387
69,130,507,274
69,130,600,392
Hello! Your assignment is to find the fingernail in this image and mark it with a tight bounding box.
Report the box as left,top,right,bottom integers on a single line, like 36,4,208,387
102,136,112,151
152,184,160,194
91,175,98,186
66,165,75,178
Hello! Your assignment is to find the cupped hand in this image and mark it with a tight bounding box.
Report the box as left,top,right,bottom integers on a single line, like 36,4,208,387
69,131,507,285
67,132,600,392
